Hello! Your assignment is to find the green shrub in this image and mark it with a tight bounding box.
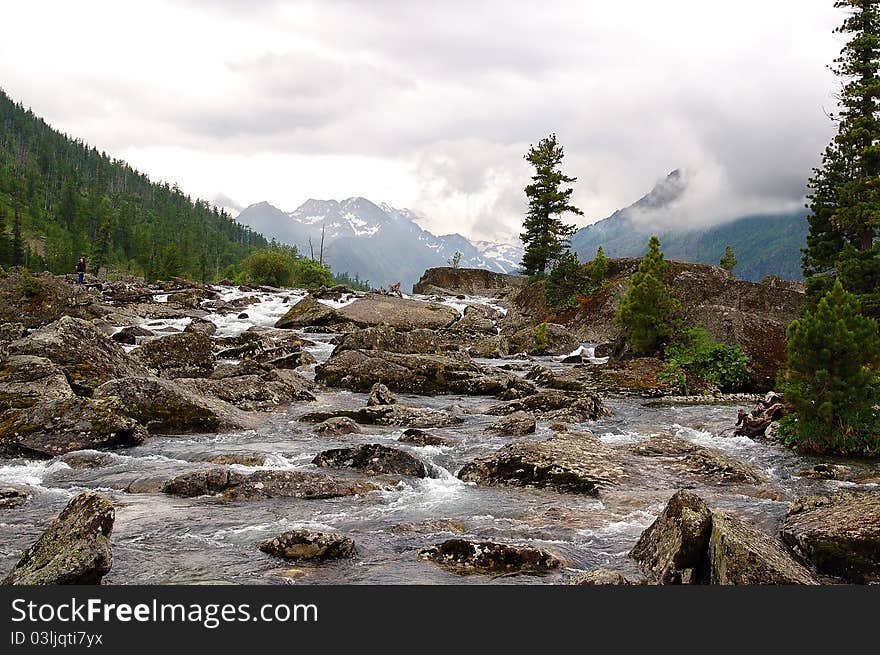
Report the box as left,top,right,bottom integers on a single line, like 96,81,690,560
545,251,587,309
662,327,750,393
17,270,47,299
533,322,550,352
291,258,334,289
781,279,880,456
239,247,297,287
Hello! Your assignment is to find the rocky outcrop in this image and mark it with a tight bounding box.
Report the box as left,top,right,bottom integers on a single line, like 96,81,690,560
398,428,454,447
413,267,526,297
486,410,537,436
93,377,229,433
7,316,149,392
0,271,109,328
458,431,625,495
184,317,218,336
487,390,608,423
418,538,561,573
315,349,533,397
334,326,440,355
300,405,464,429
176,373,314,411
367,382,397,406
214,330,315,369
274,295,338,329
336,294,459,331
4,492,114,585
314,416,362,437
507,323,581,356
313,444,428,478
0,355,73,410
708,511,817,585
259,530,357,561
781,491,880,583
629,490,713,584
629,434,768,484
133,331,215,378
0,397,148,458
161,468,381,501
630,490,818,585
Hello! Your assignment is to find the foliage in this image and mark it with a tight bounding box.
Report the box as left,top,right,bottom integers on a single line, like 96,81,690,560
661,328,750,393
332,270,371,291
616,236,679,355
520,134,582,276
719,245,737,272
16,269,47,298
291,258,334,289
802,1,880,315
239,246,298,287
545,250,587,309
448,251,462,269
533,322,550,353
588,246,608,288
781,280,880,456
0,88,268,279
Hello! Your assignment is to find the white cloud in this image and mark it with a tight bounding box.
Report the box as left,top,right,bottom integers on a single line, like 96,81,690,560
0,0,843,241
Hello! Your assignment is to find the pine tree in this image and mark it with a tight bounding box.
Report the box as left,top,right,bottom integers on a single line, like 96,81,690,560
520,134,582,276
0,205,11,266
616,236,679,355
781,280,880,455
719,245,737,272
545,250,586,309
588,245,608,288
92,216,113,277
11,204,24,266
803,0,880,312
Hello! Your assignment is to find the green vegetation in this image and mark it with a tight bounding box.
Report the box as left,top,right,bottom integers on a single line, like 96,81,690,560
448,251,462,269
238,246,337,289
780,281,880,456
719,245,737,272
660,328,749,394
545,245,609,310
616,236,679,355
533,322,550,352
0,88,268,281
520,133,582,276
15,268,47,299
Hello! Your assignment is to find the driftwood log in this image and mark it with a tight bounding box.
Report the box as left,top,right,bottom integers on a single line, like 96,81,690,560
734,392,791,438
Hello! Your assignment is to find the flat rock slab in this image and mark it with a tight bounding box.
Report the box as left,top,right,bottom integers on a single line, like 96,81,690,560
458,432,626,495
629,434,768,485
0,355,73,410
337,295,459,331
4,491,114,585
313,443,428,478
782,491,880,583
419,538,561,573
300,405,464,429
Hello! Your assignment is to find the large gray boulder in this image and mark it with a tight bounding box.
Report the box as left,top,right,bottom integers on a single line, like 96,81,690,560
7,316,149,392
337,294,459,331
0,355,73,410
418,538,561,573
133,331,215,378
313,444,428,478
259,530,357,561
487,390,609,423
458,431,626,495
0,397,148,458
629,434,767,484
486,410,536,436
175,373,314,411
629,490,713,584
334,326,440,355
316,349,533,396
781,491,880,583
161,469,382,501
274,295,338,329
4,492,114,585
300,405,464,429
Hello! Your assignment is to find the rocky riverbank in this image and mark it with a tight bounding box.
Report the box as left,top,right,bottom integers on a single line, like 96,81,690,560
0,266,877,585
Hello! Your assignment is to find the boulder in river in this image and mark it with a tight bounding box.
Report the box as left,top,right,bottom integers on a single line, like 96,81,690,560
133,331,216,378
486,410,537,436
111,325,154,345
259,530,357,561
708,510,818,585
0,487,30,509
487,389,609,423
418,538,561,573
781,491,880,583
183,317,218,336
274,295,339,329
336,294,459,331
3,491,114,585
316,349,533,396
161,468,382,501
335,325,440,355
458,431,626,495
398,428,454,447
0,271,109,328
569,569,646,585
175,373,314,411
313,443,428,478
300,404,464,429
367,382,397,406
629,434,768,485
314,416,363,437
629,490,713,584
0,396,148,458
507,322,581,356
93,377,228,433
0,355,73,410
7,316,149,392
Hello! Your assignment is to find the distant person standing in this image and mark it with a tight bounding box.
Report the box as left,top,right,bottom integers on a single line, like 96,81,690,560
75,256,86,284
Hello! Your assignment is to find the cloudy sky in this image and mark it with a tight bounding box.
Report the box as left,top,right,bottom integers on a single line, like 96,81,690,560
1,0,843,242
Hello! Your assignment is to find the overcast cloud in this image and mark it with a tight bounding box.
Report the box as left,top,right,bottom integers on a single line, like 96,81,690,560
0,0,843,241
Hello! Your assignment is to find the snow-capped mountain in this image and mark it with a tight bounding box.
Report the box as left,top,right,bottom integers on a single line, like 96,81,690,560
235,197,523,290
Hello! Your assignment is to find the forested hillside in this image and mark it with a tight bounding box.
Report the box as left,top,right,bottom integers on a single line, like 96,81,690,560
0,88,267,281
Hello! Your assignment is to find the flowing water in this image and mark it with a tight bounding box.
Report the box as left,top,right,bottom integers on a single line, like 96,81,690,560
1,288,877,584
